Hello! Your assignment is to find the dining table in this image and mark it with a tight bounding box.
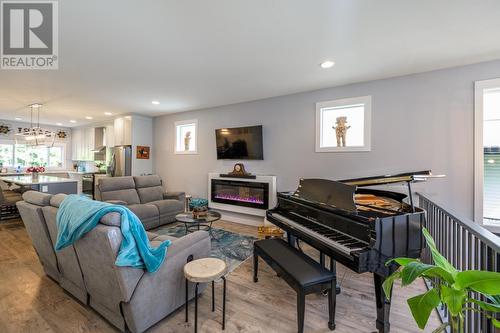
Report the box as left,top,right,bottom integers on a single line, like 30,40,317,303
0,175,78,195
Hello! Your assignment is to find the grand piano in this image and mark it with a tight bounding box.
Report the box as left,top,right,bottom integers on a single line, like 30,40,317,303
266,171,434,333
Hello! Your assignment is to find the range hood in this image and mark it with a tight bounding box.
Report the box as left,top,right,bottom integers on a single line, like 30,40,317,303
92,127,107,161
91,127,106,152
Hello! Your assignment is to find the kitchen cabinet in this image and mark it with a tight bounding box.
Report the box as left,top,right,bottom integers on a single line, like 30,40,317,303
71,127,95,161
114,117,132,146
105,125,114,148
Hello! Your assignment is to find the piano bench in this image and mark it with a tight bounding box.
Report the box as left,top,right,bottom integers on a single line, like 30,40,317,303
253,238,336,333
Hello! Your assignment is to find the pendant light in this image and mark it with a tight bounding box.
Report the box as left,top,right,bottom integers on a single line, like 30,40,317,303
15,103,56,147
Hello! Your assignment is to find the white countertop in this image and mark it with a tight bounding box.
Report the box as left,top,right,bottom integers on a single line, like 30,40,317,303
0,175,78,185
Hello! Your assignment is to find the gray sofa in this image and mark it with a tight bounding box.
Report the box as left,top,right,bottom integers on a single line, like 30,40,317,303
17,191,211,333
97,175,185,230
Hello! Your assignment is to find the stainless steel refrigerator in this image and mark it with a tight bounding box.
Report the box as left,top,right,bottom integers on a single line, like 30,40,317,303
108,145,132,177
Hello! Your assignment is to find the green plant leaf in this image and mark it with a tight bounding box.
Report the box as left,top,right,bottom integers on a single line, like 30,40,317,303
382,271,401,300
441,285,466,316
454,271,500,294
469,298,500,313
407,289,441,329
400,261,455,286
386,257,420,267
493,318,500,328
487,295,500,305
422,228,458,278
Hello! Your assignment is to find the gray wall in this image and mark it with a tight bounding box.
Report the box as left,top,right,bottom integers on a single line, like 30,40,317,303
154,60,500,219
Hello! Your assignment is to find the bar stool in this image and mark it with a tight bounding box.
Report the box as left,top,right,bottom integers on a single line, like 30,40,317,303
184,258,228,333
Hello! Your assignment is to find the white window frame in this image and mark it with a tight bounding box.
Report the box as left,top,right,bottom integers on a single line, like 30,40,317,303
0,140,67,170
174,119,198,155
474,78,500,233
315,96,372,153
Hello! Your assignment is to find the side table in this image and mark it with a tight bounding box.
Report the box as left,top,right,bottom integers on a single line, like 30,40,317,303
184,258,228,333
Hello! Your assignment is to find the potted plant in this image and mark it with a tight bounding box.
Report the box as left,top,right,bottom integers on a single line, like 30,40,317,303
26,165,46,181
382,228,500,333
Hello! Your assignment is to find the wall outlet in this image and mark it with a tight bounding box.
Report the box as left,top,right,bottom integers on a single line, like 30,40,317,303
41,185,48,193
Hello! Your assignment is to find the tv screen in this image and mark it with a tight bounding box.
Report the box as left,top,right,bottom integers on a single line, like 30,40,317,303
216,125,263,160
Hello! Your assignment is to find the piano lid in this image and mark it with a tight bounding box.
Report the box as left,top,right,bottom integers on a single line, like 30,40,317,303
293,178,357,212
339,170,433,187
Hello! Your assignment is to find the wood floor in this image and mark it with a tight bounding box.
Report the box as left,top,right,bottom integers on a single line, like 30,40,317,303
0,218,440,333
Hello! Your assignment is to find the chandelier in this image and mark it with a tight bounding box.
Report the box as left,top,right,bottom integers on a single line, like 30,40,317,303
15,104,56,147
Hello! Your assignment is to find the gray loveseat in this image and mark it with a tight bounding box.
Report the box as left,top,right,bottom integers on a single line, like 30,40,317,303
17,191,211,333
96,175,185,230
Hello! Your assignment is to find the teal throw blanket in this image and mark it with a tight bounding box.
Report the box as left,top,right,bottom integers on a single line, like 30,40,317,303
55,195,171,273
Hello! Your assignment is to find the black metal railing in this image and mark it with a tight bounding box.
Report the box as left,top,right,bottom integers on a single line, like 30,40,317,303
418,193,500,333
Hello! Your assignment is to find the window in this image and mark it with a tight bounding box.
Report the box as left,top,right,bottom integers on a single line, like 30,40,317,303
0,144,14,166
474,78,500,230
0,141,65,169
315,96,371,152
175,119,197,154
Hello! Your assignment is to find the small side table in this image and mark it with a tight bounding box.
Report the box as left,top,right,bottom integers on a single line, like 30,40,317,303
184,258,228,333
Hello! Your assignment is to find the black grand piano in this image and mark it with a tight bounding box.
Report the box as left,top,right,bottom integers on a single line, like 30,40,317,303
266,171,434,333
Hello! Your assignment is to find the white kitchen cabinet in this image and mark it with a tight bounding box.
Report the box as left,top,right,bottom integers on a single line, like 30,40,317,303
105,125,114,147
114,117,132,146
71,127,96,161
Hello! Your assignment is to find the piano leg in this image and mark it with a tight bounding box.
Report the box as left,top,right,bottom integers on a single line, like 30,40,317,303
374,273,392,333
329,257,341,295
320,252,325,267
328,279,336,330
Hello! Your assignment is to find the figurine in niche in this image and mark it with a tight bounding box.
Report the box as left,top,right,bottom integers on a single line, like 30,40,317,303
184,131,191,151
332,116,351,147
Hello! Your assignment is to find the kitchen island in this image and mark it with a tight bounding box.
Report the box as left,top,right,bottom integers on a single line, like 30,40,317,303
0,175,78,195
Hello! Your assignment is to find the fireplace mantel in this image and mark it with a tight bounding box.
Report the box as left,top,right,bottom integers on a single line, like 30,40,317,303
208,173,277,224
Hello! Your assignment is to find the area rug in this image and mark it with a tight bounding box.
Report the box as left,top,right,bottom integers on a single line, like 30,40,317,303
155,223,257,273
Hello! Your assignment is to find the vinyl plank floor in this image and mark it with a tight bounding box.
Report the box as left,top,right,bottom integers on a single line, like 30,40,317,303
0,219,440,333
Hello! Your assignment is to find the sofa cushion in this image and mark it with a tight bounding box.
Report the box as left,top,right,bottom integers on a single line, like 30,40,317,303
128,204,159,220
22,191,52,206
101,189,140,205
99,176,136,192
149,199,184,216
134,175,162,188
137,187,163,204
150,234,178,247
50,193,67,207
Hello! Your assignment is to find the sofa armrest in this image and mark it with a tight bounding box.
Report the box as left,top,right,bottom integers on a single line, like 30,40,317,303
122,231,211,333
106,200,128,206
163,191,185,202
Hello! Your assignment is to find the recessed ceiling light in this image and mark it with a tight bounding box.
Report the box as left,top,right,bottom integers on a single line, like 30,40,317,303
69,120,77,123
56,122,63,126
85,116,93,120
320,60,335,69
15,117,22,121
152,100,160,105
104,112,113,116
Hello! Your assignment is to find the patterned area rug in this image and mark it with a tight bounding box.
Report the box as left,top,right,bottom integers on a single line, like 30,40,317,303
155,223,257,273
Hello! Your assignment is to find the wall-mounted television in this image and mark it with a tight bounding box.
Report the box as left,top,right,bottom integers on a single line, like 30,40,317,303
215,125,263,160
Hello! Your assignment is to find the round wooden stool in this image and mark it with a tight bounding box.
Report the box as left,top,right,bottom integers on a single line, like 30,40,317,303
184,258,228,333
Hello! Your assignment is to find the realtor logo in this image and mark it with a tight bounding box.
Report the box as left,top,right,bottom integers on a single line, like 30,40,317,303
1,0,58,69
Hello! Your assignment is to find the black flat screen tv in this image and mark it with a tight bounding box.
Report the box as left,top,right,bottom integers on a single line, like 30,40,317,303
215,125,263,160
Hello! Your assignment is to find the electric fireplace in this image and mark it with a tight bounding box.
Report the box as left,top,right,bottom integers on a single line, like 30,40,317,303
211,179,269,210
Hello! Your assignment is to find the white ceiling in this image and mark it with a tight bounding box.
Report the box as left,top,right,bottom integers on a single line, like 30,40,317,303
1,0,500,127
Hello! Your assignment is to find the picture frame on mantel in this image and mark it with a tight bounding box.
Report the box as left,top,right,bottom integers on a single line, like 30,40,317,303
315,95,372,153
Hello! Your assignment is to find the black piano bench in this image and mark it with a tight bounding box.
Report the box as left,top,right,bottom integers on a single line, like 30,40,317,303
253,238,336,333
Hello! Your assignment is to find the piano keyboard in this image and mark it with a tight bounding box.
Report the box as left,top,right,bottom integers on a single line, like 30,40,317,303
269,211,368,256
